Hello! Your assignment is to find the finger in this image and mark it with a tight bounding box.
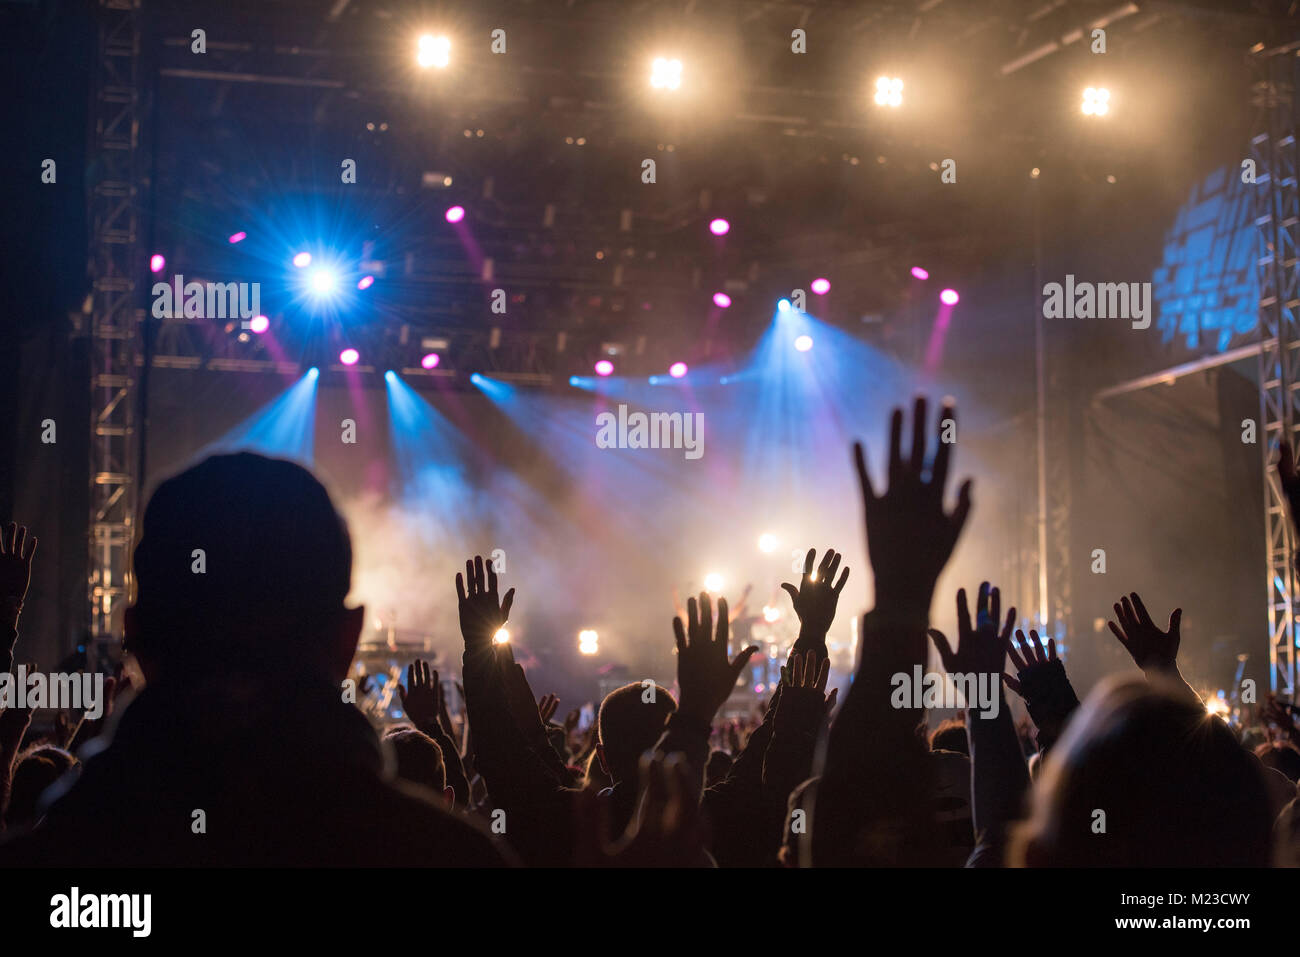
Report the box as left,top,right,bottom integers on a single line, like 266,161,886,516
888,407,905,484
956,588,972,638
976,582,990,628
715,597,729,646
1001,608,1016,643
1028,629,1046,663
20,535,36,563
455,572,466,602
825,686,839,711
1168,608,1182,637
699,594,714,645
406,663,417,689
1002,673,1021,695
910,395,927,474
728,645,760,680
1130,593,1154,630
814,656,830,693
1107,620,1129,648
803,548,816,580
500,588,515,622
1119,596,1137,631
464,560,474,593
833,566,850,595
1047,637,1057,661
1008,631,1028,673
475,555,486,594
927,629,955,671
932,403,955,489
824,551,842,587
817,548,833,580
12,527,26,562
487,562,499,599
397,684,407,705
854,442,877,503
781,582,800,606
687,596,699,639
989,585,1000,631
950,478,973,535
673,616,687,655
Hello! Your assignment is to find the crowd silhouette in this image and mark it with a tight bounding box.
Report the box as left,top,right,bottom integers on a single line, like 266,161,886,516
1,397,1298,867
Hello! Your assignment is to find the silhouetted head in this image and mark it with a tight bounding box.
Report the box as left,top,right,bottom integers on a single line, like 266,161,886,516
596,682,676,786
7,746,79,830
1255,742,1300,785
384,727,448,795
126,452,363,685
928,717,969,755
1013,675,1272,867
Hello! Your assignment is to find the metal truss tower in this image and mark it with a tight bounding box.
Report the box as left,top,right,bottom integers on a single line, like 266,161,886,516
87,0,143,652
1252,41,1300,699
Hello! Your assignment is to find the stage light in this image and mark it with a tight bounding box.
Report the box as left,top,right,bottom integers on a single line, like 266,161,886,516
384,370,397,382
668,361,688,378
939,288,960,305
874,76,903,108
493,627,510,645
470,372,484,385
650,57,682,90
308,267,339,296
357,275,375,290
445,205,465,223
911,266,930,280
794,334,813,352
810,278,831,295
712,292,732,309
248,315,270,334
777,298,791,312
149,254,165,273
1081,87,1110,116
762,605,781,623
420,352,440,370
292,251,312,268
758,532,778,554
307,367,319,379
578,629,599,656
703,572,723,594
228,231,247,244
417,34,450,70
594,359,614,376
339,348,360,366
709,218,730,236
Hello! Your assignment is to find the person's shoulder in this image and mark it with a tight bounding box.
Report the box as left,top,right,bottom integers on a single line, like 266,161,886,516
366,777,516,867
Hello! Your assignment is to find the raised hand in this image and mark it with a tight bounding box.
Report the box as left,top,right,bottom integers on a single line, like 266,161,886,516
673,593,758,727
927,583,1015,677
537,693,560,726
397,659,442,734
774,650,836,733
0,523,36,610
455,555,515,650
1107,592,1181,674
573,753,709,867
781,548,850,641
856,397,970,615
1004,629,1079,751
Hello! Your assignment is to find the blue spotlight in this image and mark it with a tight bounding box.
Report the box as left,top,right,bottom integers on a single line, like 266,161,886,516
470,373,483,385
308,366,319,379
385,370,397,382
569,376,579,387
778,298,791,312
308,266,339,297
198,370,319,465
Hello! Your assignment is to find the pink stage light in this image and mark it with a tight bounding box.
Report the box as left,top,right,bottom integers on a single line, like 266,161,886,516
712,292,732,308
420,352,440,370
594,359,614,377
911,266,930,281
445,205,466,223
668,361,688,378
248,315,270,334
228,231,247,244
810,278,831,295
709,218,730,236
339,348,360,366
357,275,375,290
292,251,312,268
149,254,165,273
939,288,960,305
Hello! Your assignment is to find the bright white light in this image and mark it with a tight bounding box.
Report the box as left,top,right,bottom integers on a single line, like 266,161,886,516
1082,87,1110,116
578,629,599,656
762,605,781,623
308,267,339,296
758,532,779,554
794,334,813,352
650,57,683,90
703,572,724,594
874,76,903,108
493,627,510,645
418,35,451,69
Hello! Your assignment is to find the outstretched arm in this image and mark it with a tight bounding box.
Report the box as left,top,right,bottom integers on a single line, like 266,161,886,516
810,397,971,866
1106,592,1200,708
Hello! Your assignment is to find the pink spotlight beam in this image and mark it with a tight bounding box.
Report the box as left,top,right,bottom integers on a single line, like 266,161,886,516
709,218,730,236
810,278,830,295
911,266,929,281
939,288,960,305
594,359,614,376
228,231,247,244
445,205,466,224
712,292,732,308
339,348,360,366
669,361,688,378
149,254,165,273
